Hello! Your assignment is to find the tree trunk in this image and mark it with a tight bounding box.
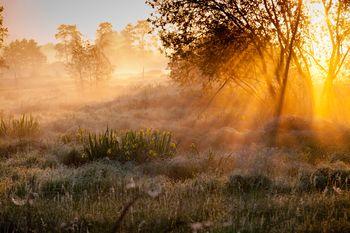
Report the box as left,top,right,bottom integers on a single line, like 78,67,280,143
270,0,302,146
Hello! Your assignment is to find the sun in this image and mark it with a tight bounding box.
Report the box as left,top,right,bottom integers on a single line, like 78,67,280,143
305,0,332,80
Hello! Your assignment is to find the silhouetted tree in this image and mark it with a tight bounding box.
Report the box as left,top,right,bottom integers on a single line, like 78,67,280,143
147,0,308,118
305,0,350,117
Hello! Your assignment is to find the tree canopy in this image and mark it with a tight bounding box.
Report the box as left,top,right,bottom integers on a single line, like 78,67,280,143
3,39,46,78
147,0,317,117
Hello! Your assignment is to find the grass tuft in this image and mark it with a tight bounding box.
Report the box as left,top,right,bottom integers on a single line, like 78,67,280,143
0,115,40,139
84,128,176,163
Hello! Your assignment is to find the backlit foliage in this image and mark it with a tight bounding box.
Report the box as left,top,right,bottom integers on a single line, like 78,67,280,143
0,115,40,139
55,24,113,85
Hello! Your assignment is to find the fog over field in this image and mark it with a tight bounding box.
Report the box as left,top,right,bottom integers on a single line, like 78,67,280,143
1,1,350,233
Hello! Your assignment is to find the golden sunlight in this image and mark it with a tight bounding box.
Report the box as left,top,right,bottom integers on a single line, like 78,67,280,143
1,0,350,232
306,1,332,80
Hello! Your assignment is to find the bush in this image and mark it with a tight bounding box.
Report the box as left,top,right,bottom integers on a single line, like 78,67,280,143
0,115,40,139
83,128,176,163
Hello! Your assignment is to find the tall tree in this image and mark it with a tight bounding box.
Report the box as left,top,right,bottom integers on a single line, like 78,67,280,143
133,20,152,78
95,22,114,76
0,6,8,69
3,39,47,79
96,22,114,49
120,24,136,50
305,0,350,117
0,6,7,47
56,24,113,85
55,24,82,63
147,0,307,118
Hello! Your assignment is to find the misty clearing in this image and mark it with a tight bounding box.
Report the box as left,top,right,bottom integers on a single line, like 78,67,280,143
1,1,350,232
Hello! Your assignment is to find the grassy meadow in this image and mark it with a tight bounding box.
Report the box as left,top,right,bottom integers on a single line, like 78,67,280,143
0,75,349,233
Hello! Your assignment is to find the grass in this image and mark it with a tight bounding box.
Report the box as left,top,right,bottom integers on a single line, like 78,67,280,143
0,125,349,232
1,167,350,232
59,128,177,165
0,121,349,232
0,114,40,139
0,139,349,232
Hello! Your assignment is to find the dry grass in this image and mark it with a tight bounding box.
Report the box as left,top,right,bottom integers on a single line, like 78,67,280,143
0,78,350,232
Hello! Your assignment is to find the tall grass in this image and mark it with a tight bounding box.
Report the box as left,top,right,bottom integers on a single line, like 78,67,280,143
83,128,176,163
0,115,40,139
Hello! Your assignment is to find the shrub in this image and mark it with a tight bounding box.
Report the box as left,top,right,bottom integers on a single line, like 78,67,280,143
83,128,177,163
0,115,40,139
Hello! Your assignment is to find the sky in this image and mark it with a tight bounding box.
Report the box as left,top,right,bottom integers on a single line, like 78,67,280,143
1,0,151,45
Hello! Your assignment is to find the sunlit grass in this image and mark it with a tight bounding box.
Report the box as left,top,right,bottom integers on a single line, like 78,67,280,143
0,114,40,139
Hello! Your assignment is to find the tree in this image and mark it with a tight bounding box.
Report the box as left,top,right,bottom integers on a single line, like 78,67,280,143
3,39,47,79
147,0,308,118
120,24,136,50
86,42,113,83
96,22,114,49
67,41,87,83
55,24,82,63
0,6,7,48
56,24,113,85
304,0,350,117
0,6,8,69
133,20,153,78
95,22,114,78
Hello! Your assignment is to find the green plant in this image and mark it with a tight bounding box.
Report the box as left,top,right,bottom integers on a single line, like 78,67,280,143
0,118,7,137
84,129,120,161
60,127,88,145
11,115,40,138
58,146,87,167
83,128,177,163
0,115,40,139
120,129,176,162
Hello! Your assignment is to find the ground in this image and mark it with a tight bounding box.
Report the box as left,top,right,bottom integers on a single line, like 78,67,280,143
0,73,349,233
